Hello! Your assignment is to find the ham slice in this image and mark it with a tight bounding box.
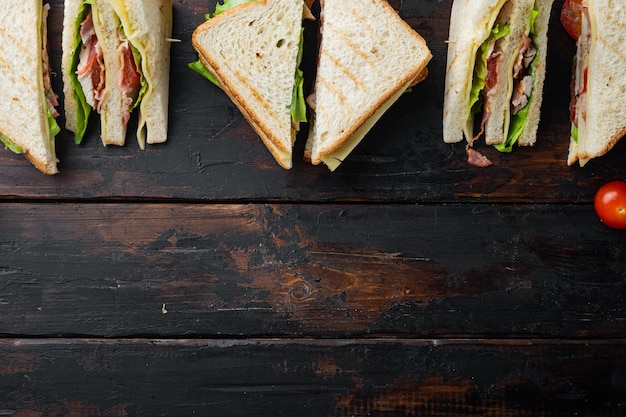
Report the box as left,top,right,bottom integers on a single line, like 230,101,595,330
42,4,59,118
476,41,503,137
510,34,537,115
571,7,590,128
76,11,106,112
75,10,142,127
117,35,141,126
466,145,493,167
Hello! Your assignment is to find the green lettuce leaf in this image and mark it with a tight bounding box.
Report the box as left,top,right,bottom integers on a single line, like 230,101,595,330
469,24,510,119
70,0,94,144
187,0,260,88
0,133,23,154
122,25,148,112
291,68,307,125
1,107,59,155
188,60,221,88
495,98,529,152
291,28,307,124
571,124,579,143
494,8,540,153
214,0,261,16
48,108,61,139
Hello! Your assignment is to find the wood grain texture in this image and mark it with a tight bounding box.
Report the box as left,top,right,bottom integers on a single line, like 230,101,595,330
1,338,626,416
1,203,625,338
1,0,625,416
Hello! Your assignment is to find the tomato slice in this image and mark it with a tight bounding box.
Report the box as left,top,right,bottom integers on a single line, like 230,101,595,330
120,45,141,93
594,181,626,229
561,0,583,40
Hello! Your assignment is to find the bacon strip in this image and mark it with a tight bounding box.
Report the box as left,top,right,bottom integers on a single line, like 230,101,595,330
477,41,504,136
512,34,533,79
466,145,493,167
510,34,537,115
117,33,141,126
571,7,590,127
42,4,59,118
76,11,106,113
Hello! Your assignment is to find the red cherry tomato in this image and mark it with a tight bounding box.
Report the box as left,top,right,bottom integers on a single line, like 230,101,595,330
561,0,583,40
594,181,626,229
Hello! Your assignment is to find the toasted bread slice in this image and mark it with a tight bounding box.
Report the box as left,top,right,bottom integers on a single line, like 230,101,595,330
570,0,626,165
63,0,172,148
93,0,128,146
485,0,554,147
305,0,431,171
192,0,305,169
110,0,172,148
61,0,83,138
483,0,535,145
517,0,553,147
0,1,58,174
444,0,553,149
443,0,508,144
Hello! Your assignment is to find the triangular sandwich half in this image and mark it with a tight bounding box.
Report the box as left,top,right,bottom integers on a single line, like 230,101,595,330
305,0,432,171
565,0,626,166
192,0,308,169
62,0,172,148
443,0,554,154
0,1,60,174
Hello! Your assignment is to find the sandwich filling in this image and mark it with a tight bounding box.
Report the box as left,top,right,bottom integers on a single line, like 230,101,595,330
76,9,106,114
468,3,541,152
118,28,143,126
562,0,589,145
70,0,143,144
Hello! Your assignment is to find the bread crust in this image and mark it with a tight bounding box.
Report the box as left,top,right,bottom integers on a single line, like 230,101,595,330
192,0,303,169
443,0,508,144
306,0,432,168
63,0,172,148
0,1,58,175
517,0,554,147
109,0,172,148
61,0,82,136
197,54,293,169
443,0,553,149
573,0,626,163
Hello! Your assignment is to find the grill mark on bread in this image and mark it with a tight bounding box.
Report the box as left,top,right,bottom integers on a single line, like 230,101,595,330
575,0,626,162
325,13,383,81
318,14,382,107
230,63,280,124
597,10,626,62
307,0,431,168
0,27,29,56
317,76,352,112
191,0,302,168
443,49,466,98
323,51,368,95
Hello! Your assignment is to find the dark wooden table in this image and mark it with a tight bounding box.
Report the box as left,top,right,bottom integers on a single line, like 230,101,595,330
2,0,626,415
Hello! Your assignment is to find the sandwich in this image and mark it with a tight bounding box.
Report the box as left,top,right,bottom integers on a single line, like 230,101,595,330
0,1,60,175
191,0,311,169
443,0,554,166
62,0,172,148
304,0,432,171
562,0,626,166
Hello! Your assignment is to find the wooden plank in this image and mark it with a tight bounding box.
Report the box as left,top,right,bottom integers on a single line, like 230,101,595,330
2,203,625,338
0,0,623,203
1,338,625,416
